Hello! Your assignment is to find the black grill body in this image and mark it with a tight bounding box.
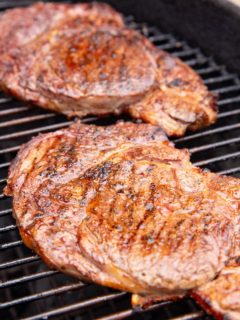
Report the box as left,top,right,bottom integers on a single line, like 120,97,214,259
0,1,240,319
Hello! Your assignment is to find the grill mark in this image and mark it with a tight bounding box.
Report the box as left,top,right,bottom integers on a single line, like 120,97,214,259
117,160,136,250
20,136,60,219
117,34,127,91
127,169,156,249
25,140,62,223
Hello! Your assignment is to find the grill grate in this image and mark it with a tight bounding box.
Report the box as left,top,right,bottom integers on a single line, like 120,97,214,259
0,3,240,320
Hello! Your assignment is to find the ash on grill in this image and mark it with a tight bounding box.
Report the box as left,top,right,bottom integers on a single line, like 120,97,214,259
0,5,240,320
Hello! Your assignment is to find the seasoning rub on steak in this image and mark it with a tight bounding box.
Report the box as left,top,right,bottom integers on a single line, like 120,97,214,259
5,122,240,320
0,2,217,137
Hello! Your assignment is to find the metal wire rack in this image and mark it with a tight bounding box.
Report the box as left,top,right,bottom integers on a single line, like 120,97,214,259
0,2,240,320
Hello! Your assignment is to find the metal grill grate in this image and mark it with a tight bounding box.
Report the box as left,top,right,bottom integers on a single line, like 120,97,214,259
1,3,240,320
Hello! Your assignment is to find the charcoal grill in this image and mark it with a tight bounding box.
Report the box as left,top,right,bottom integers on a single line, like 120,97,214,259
0,0,240,319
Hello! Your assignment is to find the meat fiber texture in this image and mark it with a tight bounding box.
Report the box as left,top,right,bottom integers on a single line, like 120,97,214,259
5,121,240,319
0,2,217,137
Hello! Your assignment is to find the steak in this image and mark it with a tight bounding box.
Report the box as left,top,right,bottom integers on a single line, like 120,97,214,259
0,2,217,137
0,1,124,55
192,260,240,320
128,50,217,136
0,25,157,118
5,122,240,320
5,122,168,290
132,262,240,320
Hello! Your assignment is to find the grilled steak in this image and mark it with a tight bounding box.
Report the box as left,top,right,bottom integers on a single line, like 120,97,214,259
192,260,240,320
132,262,240,320
0,2,217,137
0,25,157,118
128,50,217,136
0,1,124,56
5,122,239,309
4,122,168,290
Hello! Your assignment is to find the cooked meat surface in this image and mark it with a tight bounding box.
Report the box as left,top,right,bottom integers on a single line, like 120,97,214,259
192,260,240,320
132,260,240,320
5,122,239,305
0,25,157,117
0,2,217,137
131,246,240,319
0,2,156,118
0,1,124,55
4,122,168,291
128,50,217,136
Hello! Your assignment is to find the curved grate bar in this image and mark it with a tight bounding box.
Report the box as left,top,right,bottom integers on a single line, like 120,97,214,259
21,292,127,320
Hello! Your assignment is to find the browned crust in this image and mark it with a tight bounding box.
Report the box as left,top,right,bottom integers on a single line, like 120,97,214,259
5,121,169,292
4,121,239,301
0,24,157,120
131,293,183,310
0,1,124,56
128,50,217,136
191,264,240,320
0,2,217,137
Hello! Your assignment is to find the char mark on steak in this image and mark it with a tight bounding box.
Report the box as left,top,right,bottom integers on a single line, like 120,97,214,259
0,2,217,137
5,122,239,320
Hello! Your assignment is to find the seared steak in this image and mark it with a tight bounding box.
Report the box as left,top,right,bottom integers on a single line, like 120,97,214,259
132,261,240,320
0,2,217,137
5,122,239,316
0,1,124,55
0,25,157,118
192,260,240,320
128,50,217,136
4,122,168,290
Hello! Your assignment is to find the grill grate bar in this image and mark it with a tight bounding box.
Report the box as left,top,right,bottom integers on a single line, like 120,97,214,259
0,282,87,309
203,74,236,84
21,292,127,320
0,145,21,155
184,58,208,67
0,106,29,116
174,122,240,143
218,109,240,118
190,136,240,153
197,66,224,75
156,42,185,51
0,208,12,217
0,113,238,159
0,162,10,169
0,193,7,199
0,97,12,104
0,113,56,129
0,240,23,250
0,270,59,289
193,150,240,166
0,107,237,156
96,309,133,320
218,166,240,175
148,33,171,42
218,96,240,106
98,311,205,320
0,121,73,141
0,116,98,141
0,255,39,270
165,312,205,320
212,84,240,94
0,224,17,233
172,48,199,58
